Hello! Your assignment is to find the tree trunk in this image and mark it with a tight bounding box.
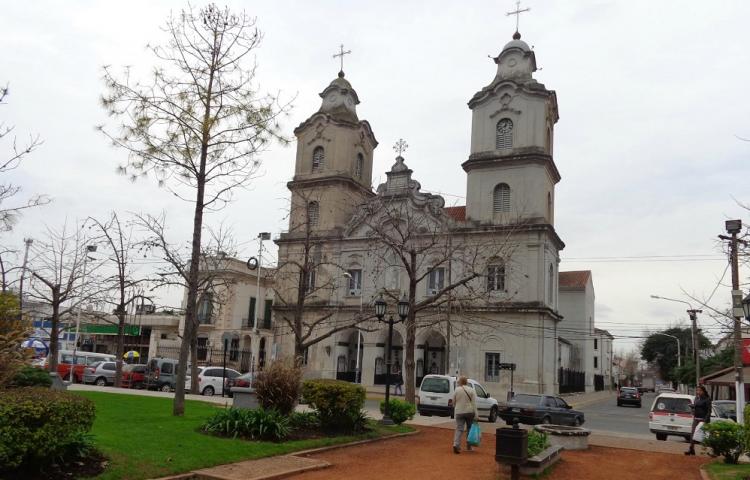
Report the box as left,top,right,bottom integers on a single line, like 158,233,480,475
48,292,60,373
190,334,199,393
114,307,126,387
404,264,418,404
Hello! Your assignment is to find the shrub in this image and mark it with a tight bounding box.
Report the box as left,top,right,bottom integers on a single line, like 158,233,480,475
527,430,550,458
253,357,303,415
379,399,416,425
0,293,30,387
703,421,745,464
301,379,367,432
0,388,96,471
201,407,290,441
289,411,321,432
9,366,52,388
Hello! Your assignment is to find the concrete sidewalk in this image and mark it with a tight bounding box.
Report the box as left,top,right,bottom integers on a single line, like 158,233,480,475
68,383,232,406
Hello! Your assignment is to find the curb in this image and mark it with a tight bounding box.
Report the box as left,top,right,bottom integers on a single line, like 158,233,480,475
699,465,711,480
293,429,420,457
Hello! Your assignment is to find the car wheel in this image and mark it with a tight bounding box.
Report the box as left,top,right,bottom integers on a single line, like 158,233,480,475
95,377,107,387
488,407,498,423
202,386,215,396
160,383,171,392
617,401,622,407
542,416,551,425
656,433,667,441
573,416,582,427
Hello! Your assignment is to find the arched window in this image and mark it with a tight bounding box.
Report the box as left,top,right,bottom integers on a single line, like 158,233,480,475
548,264,554,304
312,146,325,172
197,293,213,324
487,261,506,292
496,118,513,150
493,183,511,213
355,153,364,179
307,201,319,227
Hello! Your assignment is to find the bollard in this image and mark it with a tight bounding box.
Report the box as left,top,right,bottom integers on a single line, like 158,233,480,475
496,421,528,480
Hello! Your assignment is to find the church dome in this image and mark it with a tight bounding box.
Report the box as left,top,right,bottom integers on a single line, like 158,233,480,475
502,32,531,53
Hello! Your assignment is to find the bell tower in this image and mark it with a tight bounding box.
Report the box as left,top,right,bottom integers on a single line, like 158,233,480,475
287,63,378,235
463,31,560,226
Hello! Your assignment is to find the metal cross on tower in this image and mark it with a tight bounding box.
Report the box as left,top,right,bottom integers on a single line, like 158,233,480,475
506,0,530,33
393,138,408,156
333,44,352,72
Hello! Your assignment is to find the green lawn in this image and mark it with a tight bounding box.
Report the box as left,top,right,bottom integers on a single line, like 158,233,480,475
704,462,750,480
74,391,412,480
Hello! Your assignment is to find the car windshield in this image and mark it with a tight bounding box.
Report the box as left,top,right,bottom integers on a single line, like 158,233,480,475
653,397,692,414
512,394,541,405
621,388,637,393
715,403,736,416
420,377,450,393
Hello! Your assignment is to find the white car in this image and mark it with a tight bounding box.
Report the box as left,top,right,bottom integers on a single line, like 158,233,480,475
649,393,733,441
185,366,241,396
416,374,499,422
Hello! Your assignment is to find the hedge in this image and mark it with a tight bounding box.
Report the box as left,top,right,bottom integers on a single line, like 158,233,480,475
0,387,96,470
301,379,367,432
379,399,416,425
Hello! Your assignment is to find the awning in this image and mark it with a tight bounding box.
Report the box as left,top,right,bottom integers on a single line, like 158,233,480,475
701,366,750,386
79,324,141,336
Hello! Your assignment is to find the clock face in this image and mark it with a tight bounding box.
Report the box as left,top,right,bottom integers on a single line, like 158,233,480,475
498,119,513,134
328,93,339,103
508,58,518,67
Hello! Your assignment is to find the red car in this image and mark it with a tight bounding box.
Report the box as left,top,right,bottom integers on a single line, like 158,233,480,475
121,364,148,389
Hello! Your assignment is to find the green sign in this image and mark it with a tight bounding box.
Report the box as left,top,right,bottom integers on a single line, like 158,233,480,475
79,324,141,336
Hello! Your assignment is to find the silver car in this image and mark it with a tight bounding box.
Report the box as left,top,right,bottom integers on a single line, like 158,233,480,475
83,361,117,386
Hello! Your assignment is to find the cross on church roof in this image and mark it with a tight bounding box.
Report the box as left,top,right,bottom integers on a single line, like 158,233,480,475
393,138,409,157
332,44,352,73
506,0,530,35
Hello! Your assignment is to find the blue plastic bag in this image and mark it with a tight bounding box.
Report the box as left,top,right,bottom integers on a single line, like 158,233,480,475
467,422,481,446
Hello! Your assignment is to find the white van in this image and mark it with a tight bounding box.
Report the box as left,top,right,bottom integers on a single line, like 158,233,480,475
649,393,733,441
417,374,499,422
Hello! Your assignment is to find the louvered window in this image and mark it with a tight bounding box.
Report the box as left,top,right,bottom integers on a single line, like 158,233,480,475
355,153,364,179
496,118,513,150
312,146,325,172
487,263,506,292
307,201,319,227
493,183,510,213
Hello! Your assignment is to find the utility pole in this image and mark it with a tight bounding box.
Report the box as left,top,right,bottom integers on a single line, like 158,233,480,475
18,238,33,315
687,309,702,387
720,219,744,424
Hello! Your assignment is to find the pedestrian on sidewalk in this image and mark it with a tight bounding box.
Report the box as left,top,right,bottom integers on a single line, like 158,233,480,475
452,376,478,454
393,365,403,396
685,385,712,456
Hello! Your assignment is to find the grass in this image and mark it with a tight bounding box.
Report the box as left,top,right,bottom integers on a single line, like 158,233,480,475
74,391,413,480
704,462,750,480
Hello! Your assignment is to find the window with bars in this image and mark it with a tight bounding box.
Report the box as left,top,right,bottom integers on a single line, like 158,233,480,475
485,352,501,382
197,294,213,324
496,118,513,150
305,269,316,293
355,153,364,179
307,201,319,227
487,263,506,292
347,269,362,295
493,183,511,213
427,267,445,294
312,146,325,172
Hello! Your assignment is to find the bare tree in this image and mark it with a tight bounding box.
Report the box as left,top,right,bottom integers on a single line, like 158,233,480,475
0,84,49,231
274,191,374,361
99,4,290,415
88,212,149,387
351,162,518,403
137,212,238,393
27,222,101,373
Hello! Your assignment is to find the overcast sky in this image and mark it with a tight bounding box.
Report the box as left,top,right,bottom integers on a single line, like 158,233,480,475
2,0,749,352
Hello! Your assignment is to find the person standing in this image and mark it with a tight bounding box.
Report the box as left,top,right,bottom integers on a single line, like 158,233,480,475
394,365,404,396
452,376,478,454
686,385,712,455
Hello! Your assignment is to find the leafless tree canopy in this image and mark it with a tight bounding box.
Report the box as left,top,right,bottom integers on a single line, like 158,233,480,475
0,84,49,232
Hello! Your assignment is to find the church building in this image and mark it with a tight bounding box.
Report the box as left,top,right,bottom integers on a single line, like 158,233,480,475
271,28,570,397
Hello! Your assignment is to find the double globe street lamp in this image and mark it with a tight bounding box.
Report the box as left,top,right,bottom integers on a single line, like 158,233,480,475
374,294,409,425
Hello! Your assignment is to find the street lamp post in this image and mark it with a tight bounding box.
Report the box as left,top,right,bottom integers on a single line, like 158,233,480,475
650,295,702,386
70,245,98,383
374,294,409,425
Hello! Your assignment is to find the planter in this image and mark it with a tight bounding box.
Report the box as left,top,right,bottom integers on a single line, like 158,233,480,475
500,445,563,477
534,424,591,450
231,387,259,409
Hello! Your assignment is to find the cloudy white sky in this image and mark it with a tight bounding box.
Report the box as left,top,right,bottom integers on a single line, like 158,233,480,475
2,1,749,352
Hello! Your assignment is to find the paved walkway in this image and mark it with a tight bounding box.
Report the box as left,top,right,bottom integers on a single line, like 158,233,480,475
68,383,232,406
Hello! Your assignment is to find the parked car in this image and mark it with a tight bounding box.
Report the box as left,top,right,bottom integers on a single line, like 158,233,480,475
185,366,241,396
656,384,675,394
617,387,642,407
712,400,737,422
227,372,254,390
83,361,117,386
47,350,116,382
497,393,585,426
121,364,148,389
648,393,734,441
144,357,181,392
416,374,500,422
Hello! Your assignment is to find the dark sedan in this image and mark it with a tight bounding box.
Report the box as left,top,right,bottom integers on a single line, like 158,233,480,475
497,394,585,426
617,387,642,407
